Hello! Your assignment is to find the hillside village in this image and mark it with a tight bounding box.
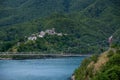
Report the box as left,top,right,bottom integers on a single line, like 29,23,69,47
28,28,65,41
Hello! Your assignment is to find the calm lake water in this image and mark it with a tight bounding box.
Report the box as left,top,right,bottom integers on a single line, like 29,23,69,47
0,57,86,80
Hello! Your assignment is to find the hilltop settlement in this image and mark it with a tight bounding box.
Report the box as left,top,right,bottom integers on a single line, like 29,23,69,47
28,28,65,41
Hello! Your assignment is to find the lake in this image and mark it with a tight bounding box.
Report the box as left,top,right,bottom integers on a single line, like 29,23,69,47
0,57,86,80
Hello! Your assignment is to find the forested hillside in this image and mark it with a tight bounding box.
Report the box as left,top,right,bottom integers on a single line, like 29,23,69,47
0,0,95,26
74,46,120,80
74,31,120,80
0,0,120,53
112,28,120,47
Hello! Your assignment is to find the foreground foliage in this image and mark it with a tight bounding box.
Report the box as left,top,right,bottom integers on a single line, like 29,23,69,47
75,46,120,80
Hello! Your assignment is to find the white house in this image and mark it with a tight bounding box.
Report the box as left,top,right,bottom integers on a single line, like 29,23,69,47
108,35,113,44
57,33,62,36
45,28,56,35
28,34,37,41
38,31,46,38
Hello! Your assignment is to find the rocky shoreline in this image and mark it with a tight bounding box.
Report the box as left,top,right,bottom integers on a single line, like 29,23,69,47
0,58,12,60
71,74,75,80
0,53,90,60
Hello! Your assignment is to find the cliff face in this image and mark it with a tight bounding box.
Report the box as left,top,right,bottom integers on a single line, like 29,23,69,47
74,47,120,80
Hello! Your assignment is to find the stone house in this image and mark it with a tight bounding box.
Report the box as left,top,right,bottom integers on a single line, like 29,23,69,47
38,31,46,38
45,28,56,35
28,34,37,41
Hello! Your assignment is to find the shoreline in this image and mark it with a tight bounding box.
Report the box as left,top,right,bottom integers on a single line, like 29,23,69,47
0,53,91,60
71,75,75,80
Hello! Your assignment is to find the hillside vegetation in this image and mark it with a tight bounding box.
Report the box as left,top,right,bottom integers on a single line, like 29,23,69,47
0,0,95,26
74,30,120,80
112,28,120,47
74,46,120,80
0,0,120,53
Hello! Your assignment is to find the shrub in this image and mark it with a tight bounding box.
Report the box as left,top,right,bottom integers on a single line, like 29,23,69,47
90,54,99,63
108,54,120,66
107,50,114,57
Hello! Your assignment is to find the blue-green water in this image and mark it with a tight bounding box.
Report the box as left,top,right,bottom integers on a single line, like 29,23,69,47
0,57,85,80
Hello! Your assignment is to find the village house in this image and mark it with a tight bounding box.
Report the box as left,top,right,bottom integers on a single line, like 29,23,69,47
57,33,63,36
45,28,56,35
28,34,37,41
28,28,65,41
38,31,46,38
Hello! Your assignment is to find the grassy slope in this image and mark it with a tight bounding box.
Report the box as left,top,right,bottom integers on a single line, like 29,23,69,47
75,47,120,80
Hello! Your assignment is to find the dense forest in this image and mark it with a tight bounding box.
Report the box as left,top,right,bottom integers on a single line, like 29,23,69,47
0,0,120,54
